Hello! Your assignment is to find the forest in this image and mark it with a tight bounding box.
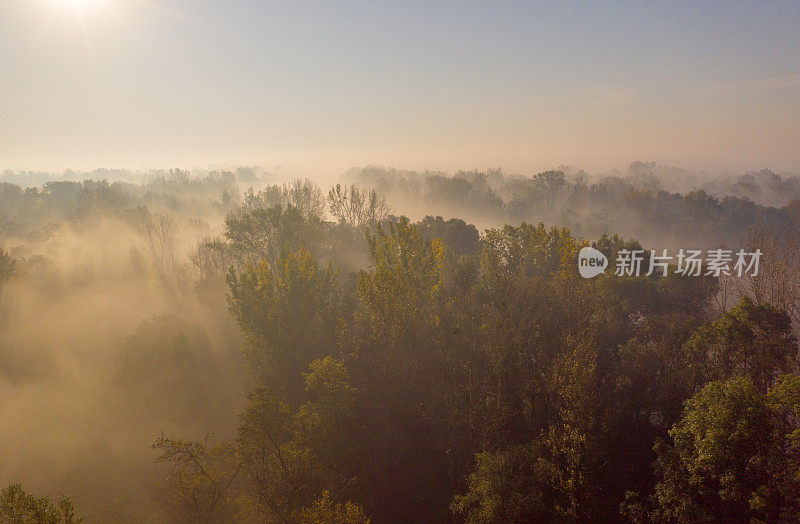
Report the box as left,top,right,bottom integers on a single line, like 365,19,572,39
2,163,800,522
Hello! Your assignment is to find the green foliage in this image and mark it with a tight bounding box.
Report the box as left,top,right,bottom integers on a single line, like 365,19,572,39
0,484,81,524
767,373,800,447
231,359,362,521
344,217,451,520
227,249,339,403
141,184,799,522
359,217,444,315
481,222,581,280
682,297,797,391
293,491,369,524
451,445,553,523
647,376,800,523
236,387,320,521
222,205,326,268
152,356,365,522
152,434,250,524
453,339,603,522
353,217,444,373
298,357,358,457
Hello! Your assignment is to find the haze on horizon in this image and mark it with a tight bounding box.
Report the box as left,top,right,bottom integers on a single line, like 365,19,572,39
0,0,798,175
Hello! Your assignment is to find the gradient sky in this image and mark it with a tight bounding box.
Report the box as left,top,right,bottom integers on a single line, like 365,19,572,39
1,0,798,174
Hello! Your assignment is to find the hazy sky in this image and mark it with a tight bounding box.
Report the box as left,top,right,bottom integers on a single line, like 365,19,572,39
1,0,798,174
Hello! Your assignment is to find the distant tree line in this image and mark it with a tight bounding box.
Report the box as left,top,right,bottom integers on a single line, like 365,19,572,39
346,164,800,250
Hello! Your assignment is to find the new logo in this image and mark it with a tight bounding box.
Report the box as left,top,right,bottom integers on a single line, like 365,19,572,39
578,247,608,278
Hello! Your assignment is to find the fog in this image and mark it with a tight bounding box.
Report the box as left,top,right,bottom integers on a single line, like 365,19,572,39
0,183,246,521
1,162,799,521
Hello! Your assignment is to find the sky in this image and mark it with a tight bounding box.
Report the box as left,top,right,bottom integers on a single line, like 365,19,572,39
0,0,798,175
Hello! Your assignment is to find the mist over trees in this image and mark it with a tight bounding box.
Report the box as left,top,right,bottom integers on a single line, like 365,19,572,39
1,164,800,522
344,164,799,250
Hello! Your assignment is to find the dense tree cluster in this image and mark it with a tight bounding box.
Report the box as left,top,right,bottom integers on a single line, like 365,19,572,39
0,484,80,523
1,168,799,522
159,211,800,521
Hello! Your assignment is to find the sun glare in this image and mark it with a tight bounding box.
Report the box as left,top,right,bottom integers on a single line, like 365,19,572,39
54,0,107,11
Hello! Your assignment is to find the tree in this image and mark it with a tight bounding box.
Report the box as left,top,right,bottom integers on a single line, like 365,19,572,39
221,205,326,269
451,445,554,523
533,170,567,198
343,218,450,520
645,376,800,523
0,484,81,524
731,225,800,325
134,209,191,302
293,491,369,524
243,180,326,219
152,435,248,523
416,216,481,256
236,387,319,522
230,357,363,522
227,249,339,404
0,245,15,313
682,297,797,392
286,179,327,219
784,198,800,226
0,245,14,288
327,185,389,228
296,357,358,471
